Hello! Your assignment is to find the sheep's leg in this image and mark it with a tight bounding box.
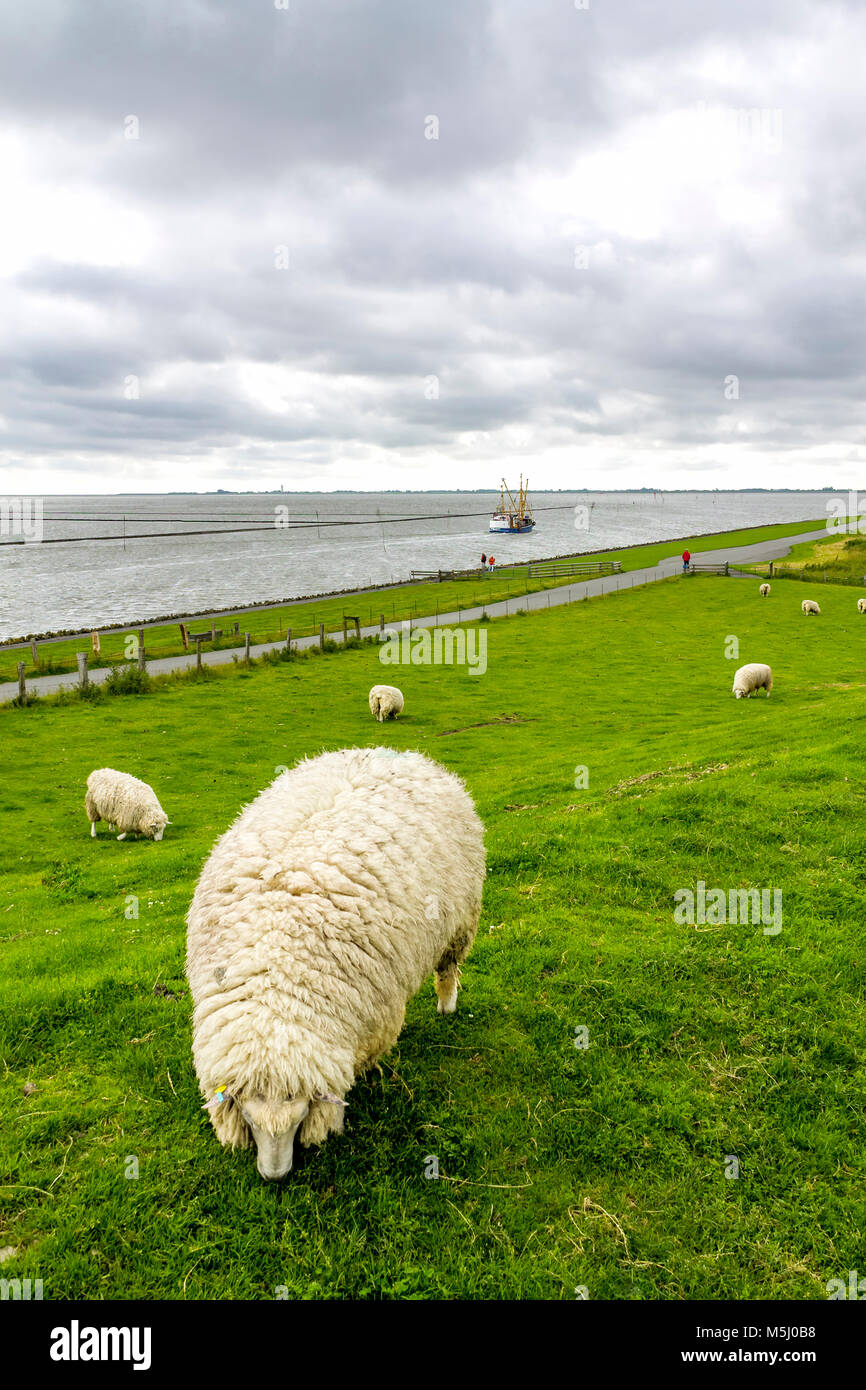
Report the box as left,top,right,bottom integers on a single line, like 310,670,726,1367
90,820,97,837
434,923,476,1015
434,962,459,1014
116,831,127,841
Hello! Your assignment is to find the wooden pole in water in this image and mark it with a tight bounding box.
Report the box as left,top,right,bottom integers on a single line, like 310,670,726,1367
17,662,26,702
77,652,89,689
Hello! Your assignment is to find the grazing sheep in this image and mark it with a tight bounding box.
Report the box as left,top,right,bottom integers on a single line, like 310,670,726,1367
759,583,770,597
802,599,821,616
858,598,866,614
186,747,485,1180
732,662,773,699
85,768,169,841
368,684,404,721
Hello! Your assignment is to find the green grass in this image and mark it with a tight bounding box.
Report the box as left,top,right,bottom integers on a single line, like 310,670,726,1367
1,571,864,1300
0,516,825,682
743,529,866,590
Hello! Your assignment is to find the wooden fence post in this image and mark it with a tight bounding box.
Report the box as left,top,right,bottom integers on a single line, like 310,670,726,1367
285,628,292,652
30,640,38,666
17,662,26,702
354,616,360,639
244,632,251,663
211,621,216,641
380,614,385,632
342,616,348,642
194,635,204,671
319,623,325,649
137,628,145,671
77,652,89,689
179,623,189,651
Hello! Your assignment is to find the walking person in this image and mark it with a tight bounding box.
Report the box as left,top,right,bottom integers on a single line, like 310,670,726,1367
481,552,487,571
682,549,691,573
488,555,495,573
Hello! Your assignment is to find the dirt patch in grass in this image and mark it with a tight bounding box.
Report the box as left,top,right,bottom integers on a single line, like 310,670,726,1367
438,713,532,736
607,762,731,797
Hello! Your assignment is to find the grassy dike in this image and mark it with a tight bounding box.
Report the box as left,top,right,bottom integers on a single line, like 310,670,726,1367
1,570,864,1299
0,516,825,683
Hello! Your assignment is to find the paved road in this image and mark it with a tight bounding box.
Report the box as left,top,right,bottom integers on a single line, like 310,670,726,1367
1,524,829,703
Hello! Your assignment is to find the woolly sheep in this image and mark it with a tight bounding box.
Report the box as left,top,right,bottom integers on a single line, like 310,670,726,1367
858,598,866,614
759,583,770,597
732,662,773,699
802,599,821,615
186,747,486,1180
85,768,169,841
368,684,404,721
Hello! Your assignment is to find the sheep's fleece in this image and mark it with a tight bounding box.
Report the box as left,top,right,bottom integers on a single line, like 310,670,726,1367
732,662,773,698
186,747,486,1178
759,583,770,597
802,599,821,615
368,684,404,721
85,768,169,840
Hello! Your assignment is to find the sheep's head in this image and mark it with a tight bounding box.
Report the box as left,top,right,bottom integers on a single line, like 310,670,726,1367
238,1095,312,1180
148,814,170,841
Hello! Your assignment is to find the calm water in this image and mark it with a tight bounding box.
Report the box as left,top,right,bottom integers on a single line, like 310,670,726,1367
0,491,832,639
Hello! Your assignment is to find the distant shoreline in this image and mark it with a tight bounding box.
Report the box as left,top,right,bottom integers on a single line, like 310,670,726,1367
5,487,844,497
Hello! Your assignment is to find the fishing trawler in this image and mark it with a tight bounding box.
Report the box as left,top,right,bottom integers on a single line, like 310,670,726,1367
488,476,535,533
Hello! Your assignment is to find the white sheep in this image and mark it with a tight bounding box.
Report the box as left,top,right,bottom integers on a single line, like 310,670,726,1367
186,747,485,1180
732,663,773,699
802,599,821,615
85,768,169,841
759,583,770,597
368,684,404,721
858,598,866,614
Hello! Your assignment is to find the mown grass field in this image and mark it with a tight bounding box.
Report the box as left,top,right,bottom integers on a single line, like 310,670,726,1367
1,571,864,1300
0,515,825,681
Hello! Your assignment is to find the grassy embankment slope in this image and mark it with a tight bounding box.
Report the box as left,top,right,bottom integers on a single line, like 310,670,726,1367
743,529,866,590
0,516,825,681
1,570,864,1299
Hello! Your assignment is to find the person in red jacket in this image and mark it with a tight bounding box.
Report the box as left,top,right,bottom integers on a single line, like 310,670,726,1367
682,549,691,572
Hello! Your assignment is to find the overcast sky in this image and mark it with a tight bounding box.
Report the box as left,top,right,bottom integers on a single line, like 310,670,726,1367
1,0,864,494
